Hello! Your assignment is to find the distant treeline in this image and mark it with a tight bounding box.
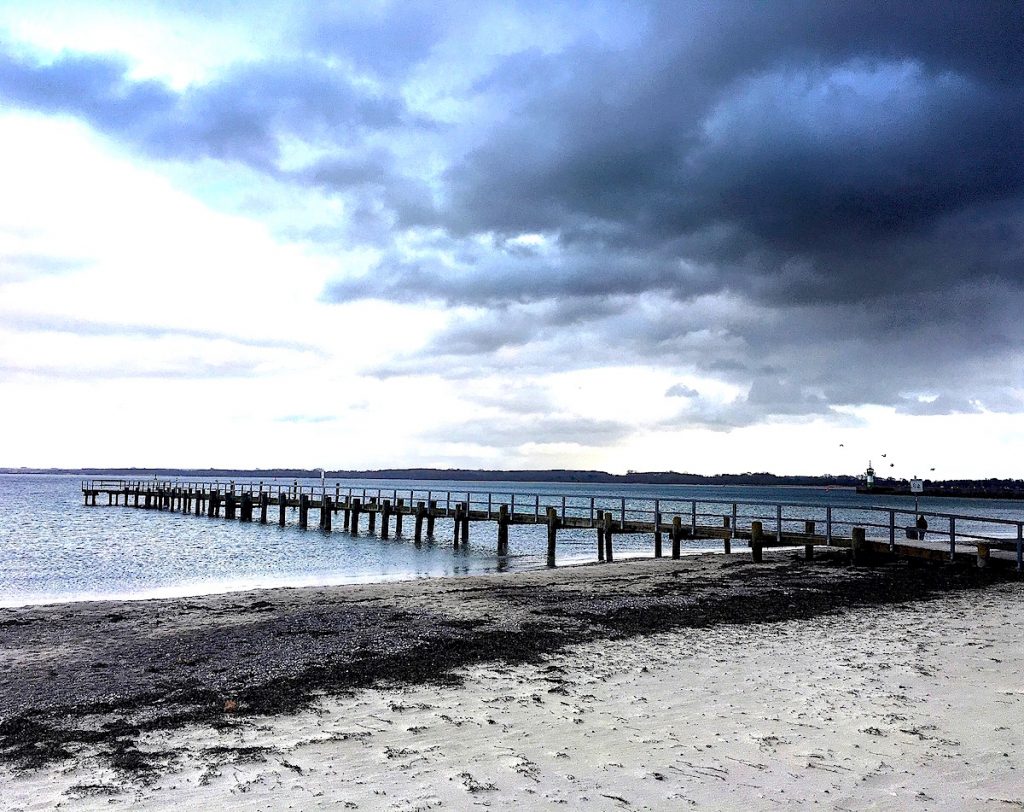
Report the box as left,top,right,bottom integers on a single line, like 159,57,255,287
8,466,1022,491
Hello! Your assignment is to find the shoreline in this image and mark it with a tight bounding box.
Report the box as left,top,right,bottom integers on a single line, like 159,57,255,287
1,551,1016,782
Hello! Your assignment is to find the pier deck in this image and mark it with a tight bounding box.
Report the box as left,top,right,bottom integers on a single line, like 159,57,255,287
81,479,1024,571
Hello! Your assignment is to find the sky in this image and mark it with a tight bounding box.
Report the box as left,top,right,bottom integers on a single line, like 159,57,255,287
0,1,1021,478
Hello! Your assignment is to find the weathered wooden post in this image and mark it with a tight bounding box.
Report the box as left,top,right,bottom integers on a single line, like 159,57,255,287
194,491,202,516
144,491,152,510
321,495,333,532
343,497,351,531
208,489,218,517
498,504,509,554
134,489,140,508
240,492,253,522
299,493,309,530
751,520,764,563
453,502,463,546
461,502,470,544
351,498,361,533
654,510,663,558
603,511,614,562
427,500,437,537
278,492,287,527
381,499,392,539
225,491,237,520
367,498,377,535
804,520,815,560
414,500,425,542
259,492,269,524
395,498,404,536
596,510,606,561
851,526,867,565
722,516,732,554
672,516,682,559
546,506,558,567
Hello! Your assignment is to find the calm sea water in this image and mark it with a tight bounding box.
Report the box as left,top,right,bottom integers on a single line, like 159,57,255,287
1,474,1021,607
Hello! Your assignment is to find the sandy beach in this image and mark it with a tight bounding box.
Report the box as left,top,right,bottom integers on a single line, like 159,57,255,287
2,551,1021,809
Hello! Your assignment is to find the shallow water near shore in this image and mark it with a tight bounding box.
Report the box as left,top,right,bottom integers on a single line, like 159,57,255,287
1,473,1021,607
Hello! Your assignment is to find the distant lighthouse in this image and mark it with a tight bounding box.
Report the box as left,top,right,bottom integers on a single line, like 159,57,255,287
865,461,875,489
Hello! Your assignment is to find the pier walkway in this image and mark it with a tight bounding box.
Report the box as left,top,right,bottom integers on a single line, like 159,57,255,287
81,479,1024,571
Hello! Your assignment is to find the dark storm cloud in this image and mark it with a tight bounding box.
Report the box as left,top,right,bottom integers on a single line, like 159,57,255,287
0,45,412,173
3,1,1021,431
327,0,1024,427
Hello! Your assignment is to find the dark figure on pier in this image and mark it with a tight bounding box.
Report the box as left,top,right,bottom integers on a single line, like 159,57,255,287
916,514,928,540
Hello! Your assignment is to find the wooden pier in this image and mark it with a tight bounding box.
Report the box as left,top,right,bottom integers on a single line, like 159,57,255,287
81,479,1024,571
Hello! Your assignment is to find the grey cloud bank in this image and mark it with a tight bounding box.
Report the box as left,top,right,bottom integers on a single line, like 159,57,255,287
2,0,1022,434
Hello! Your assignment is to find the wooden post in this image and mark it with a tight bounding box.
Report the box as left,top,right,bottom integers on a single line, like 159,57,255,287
461,502,470,544
240,493,253,522
427,500,436,537
672,516,682,559
395,498,404,536
208,490,218,518
225,492,237,520
851,526,867,565
751,520,763,563
278,493,287,526
546,506,558,567
381,499,391,539
134,489,140,508
498,504,509,554
195,491,202,516
351,498,361,533
654,511,663,558
144,491,152,509
343,499,351,531
299,493,309,530
723,515,732,554
603,511,614,562
596,510,606,561
804,519,815,560
259,492,269,524
322,496,333,532
414,501,425,542
453,502,463,546
367,498,377,535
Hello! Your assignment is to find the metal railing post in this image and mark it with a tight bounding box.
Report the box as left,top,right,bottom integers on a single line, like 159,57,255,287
949,516,956,559
691,501,697,535
889,510,896,552
826,506,832,546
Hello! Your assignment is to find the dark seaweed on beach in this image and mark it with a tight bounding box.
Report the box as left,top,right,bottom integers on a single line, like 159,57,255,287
0,551,1012,775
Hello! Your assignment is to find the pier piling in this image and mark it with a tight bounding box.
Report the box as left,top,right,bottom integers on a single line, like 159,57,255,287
546,506,558,567
751,521,764,562
603,511,614,562
414,501,425,542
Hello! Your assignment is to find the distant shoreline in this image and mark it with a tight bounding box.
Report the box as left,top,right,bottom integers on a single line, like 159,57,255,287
3,466,1023,496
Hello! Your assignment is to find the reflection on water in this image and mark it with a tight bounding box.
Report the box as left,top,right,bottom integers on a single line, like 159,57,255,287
1,474,1020,607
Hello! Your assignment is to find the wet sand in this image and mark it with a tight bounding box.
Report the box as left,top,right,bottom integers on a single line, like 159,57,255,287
1,550,1021,808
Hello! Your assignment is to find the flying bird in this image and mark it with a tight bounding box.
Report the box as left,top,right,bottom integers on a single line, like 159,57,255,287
881,453,887,458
